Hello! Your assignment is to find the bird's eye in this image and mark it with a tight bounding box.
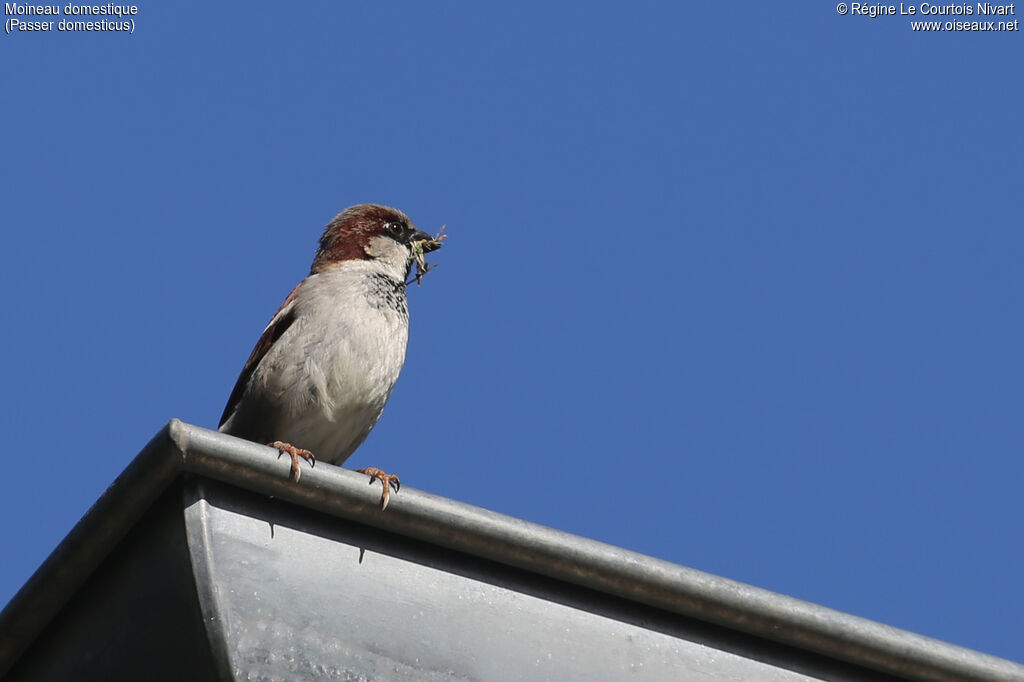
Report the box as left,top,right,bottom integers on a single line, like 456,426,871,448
387,221,406,235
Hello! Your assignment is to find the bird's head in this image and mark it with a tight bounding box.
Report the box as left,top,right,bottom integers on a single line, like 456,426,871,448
311,204,441,276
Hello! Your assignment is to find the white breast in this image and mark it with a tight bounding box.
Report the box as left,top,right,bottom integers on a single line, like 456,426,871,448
251,260,411,463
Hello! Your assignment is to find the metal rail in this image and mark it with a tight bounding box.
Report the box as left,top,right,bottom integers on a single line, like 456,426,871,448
0,420,1021,681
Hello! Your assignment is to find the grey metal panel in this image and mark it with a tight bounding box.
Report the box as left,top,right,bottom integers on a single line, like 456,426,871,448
0,426,181,676
184,479,891,681
5,487,222,682
0,419,1022,682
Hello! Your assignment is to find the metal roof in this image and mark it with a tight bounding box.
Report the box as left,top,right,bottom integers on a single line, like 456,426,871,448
0,420,1020,681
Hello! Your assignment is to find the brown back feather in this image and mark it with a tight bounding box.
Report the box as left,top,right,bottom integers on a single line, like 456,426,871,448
219,282,302,428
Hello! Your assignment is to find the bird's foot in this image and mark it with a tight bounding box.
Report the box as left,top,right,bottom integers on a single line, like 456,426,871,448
356,467,401,510
269,441,316,481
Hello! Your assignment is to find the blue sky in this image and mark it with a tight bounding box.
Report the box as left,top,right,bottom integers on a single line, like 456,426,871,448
2,2,1021,664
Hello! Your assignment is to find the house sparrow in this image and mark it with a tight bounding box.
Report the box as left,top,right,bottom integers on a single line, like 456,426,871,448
218,204,441,509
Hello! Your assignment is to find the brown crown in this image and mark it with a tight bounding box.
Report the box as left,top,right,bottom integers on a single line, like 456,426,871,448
310,204,414,273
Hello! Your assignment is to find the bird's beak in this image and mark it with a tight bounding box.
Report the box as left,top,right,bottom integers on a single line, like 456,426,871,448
410,228,442,252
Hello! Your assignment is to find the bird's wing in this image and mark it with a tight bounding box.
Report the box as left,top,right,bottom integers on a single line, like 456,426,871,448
219,282,303,428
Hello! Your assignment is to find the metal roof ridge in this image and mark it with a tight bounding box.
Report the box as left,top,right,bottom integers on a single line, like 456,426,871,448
0,419,1021,682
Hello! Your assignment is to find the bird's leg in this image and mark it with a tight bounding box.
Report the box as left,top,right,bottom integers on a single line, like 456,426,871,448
269,441,316,481
356,467,401,510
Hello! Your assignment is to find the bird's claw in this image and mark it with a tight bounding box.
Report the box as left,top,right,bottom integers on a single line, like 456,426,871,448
269,441,316,481
356,467,401,510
